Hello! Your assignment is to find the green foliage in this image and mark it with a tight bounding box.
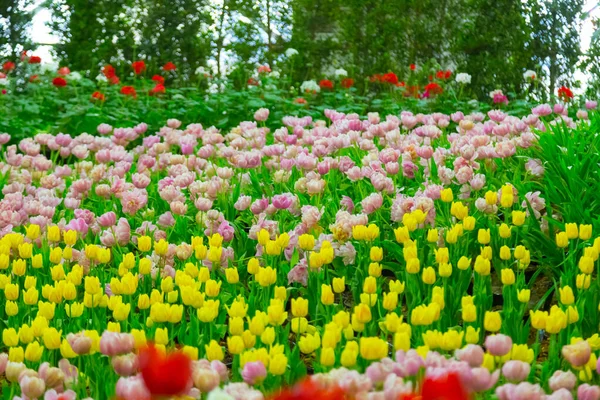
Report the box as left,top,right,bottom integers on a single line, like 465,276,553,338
528,0,585,97
455,0,534,96
46,0,136,72
0,0,34,59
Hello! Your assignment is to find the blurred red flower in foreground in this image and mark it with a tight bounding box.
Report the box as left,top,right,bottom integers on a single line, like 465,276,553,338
152,75,165,84
294,97,307,104
401,372,470,400
163,62,177,71
558,86,573,102
3,61,15,72
341,78,354,88
52,77,67,87
410,64,416,71
268,378,345,400
319,79,334,90
120,86,137,98
91,91,105,102
132,60,146,75
138,343,192,396
28,56,41,64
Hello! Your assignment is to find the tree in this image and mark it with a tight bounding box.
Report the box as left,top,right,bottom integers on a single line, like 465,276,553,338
46,0,136,73
135,0,213,78
454,0,534,97
528,0,585,98
0,0,34,59
582,18,600,98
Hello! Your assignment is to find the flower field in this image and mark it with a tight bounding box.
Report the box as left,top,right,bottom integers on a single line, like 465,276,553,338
3,60,600,400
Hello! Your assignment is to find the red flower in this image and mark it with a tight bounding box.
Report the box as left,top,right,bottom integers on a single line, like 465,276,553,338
58,67,70,76
2,61,15,72
120,86,137,98
294,97,307,104
152,75,165,84
401,372,470,400
247,77,259,86
139,343,192,396
0,72,5,79
558,86,574,102
424,82,443,96
319,79,334,90
102,64,117,79
410,64,416,71
268,378,345,400
52,77,67,87
132,60,146,75
370,74,382,83
163,62,177,71
29,75,39,83
28,56,41,64
382,72,399,85
149,83,165,95
341,78,354,88
436,70,451,80
1,89,6,95
258,65,271,74
91,91,105,102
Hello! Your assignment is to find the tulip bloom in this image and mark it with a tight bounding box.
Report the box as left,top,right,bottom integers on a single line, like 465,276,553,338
138,343,192,396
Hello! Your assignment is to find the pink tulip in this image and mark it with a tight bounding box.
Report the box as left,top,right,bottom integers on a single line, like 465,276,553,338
454,345,484,367
241,361,267,385
561,340,591,368
501,360,530,382
99,331,135,356
115,375,151,400
67,332,92,355
484,334,512,357
20,375,45,399
112,353,139,376
579,384,600,400
548,370,576,391
97,211,117,227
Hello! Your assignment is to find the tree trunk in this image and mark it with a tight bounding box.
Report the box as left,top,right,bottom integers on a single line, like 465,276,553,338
216,0,229,77
266,0,272,66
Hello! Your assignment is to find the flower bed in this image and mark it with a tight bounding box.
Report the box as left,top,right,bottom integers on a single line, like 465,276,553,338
0,103,599,399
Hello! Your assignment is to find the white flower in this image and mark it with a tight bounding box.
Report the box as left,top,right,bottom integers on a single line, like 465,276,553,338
96,74,108,83
270,70,280,78
300,80,320,93
455,73,471,84
0,78,9,86
523,70,536,80
285,48,299,57
195,66,209,76
69,71,82,81
334,68,348,78
40,62,58,74
207,388,234,400
489,89,504,99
